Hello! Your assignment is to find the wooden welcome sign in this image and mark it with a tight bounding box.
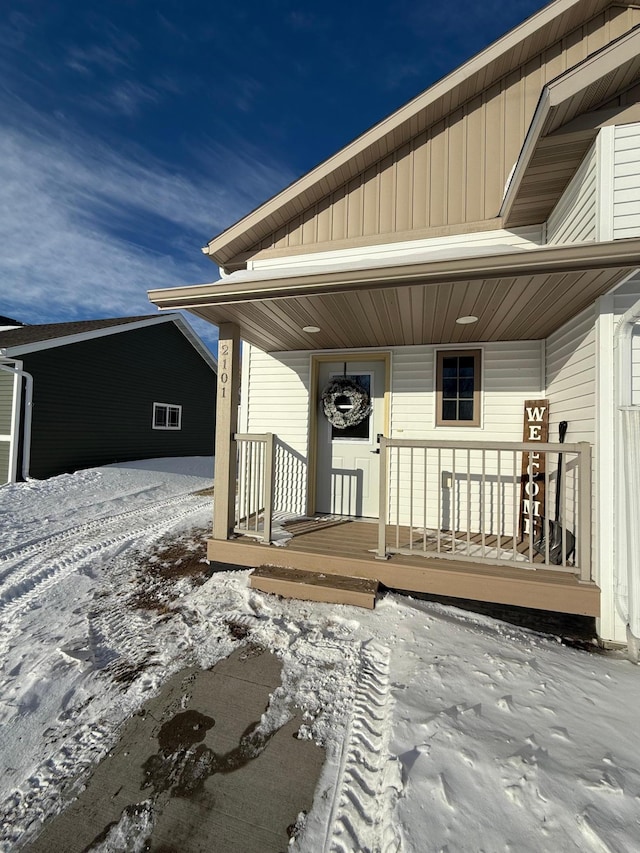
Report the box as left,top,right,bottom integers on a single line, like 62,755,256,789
520,399,549,539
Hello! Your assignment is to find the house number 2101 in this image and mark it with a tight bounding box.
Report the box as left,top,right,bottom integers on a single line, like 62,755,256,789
220,343,229,398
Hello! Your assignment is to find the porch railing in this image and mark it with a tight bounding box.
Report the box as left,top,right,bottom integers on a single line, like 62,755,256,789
377,437,592,581
234,433,275,543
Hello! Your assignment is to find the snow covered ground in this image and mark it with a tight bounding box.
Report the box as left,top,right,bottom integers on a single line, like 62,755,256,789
1,458,639,852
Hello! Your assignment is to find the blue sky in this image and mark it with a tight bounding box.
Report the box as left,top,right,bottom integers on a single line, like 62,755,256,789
1,0,544,350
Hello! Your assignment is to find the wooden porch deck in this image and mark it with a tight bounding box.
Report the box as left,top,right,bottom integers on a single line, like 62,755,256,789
208,518,600,617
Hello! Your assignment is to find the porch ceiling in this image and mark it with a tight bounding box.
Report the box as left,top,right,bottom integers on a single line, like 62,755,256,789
149,239,640,352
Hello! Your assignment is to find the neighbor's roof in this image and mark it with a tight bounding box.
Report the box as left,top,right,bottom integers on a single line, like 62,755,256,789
0,315,155,348
0,315,23,327
0,314,217,371
204,0,636,267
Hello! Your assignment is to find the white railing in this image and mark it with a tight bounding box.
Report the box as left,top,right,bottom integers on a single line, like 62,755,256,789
234,433,275,543
377,437,592,581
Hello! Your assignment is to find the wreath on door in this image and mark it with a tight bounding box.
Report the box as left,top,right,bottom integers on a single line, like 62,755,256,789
321,376,371,429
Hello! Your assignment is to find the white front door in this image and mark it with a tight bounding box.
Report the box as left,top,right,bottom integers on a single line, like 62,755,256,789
316,360,385,517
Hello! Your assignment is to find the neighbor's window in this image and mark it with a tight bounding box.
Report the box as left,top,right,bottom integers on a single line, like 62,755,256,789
436,350,481,427
153,402,182,430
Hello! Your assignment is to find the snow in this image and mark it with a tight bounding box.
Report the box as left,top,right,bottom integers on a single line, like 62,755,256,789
1,458,640,852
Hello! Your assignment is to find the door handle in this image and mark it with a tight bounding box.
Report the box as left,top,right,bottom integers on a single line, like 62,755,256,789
370,448,380,454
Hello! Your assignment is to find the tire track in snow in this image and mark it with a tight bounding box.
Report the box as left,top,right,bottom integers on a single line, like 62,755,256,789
324,640,402,853
0,495,211,648
0,718,115,853
0,489,202,575
0,497,209,851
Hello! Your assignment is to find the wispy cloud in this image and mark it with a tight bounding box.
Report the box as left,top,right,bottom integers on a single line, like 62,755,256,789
91,80,162,117
66,43,131,75
65,19,139,76
0,102,293,344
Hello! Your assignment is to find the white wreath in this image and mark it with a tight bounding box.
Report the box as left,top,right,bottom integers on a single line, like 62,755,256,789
321,377,372,429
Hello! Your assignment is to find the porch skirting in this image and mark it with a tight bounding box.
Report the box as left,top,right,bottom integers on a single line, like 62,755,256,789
207,521,599,617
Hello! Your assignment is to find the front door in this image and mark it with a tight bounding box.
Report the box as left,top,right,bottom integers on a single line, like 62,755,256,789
316,360,385,517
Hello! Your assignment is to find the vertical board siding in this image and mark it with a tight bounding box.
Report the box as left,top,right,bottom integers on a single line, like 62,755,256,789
547,143,597,244
247,8,639,258
613,123,640,240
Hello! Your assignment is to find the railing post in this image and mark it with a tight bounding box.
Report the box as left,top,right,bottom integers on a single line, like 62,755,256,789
578,442,592,583
263,433,275,544
377,436,389,559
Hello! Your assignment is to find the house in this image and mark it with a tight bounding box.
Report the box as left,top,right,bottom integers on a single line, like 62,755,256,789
149,0,640,652
0,314,217,484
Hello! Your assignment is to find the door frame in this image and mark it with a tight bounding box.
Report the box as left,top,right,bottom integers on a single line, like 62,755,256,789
308,351,391,517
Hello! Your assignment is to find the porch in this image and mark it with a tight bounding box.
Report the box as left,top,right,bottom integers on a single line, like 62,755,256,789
208,431,600,617
208,516,599,616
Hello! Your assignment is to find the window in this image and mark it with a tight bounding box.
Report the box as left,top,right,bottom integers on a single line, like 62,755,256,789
436,350,481,427
153,402,182,430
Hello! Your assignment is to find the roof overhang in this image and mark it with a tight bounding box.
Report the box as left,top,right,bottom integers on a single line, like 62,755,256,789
500,26,640,227
149,239,640,351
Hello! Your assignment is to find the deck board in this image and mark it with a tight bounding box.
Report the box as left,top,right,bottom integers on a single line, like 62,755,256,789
250,565,378,609
208,520,599,617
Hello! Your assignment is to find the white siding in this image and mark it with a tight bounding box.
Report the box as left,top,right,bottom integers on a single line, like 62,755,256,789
251,226,544,272
613,273,640,405
389,341,542,439
633,329,640,406
613,123,640,240
545,305,596,571
242,340,544,525
547,143,597,245
242,344,310,515
545,305,596,443
389,342,543,533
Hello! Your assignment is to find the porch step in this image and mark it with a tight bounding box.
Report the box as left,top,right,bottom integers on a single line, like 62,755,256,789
250,565,379,609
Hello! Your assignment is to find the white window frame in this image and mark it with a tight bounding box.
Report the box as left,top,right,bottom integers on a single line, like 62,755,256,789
153,402,182,431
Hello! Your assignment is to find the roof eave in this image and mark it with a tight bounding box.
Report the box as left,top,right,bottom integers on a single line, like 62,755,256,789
149,238,640,310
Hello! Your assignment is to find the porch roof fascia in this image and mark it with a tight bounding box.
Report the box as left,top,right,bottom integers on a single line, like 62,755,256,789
149,238,640,310
203,0,620,268
500,25,640,225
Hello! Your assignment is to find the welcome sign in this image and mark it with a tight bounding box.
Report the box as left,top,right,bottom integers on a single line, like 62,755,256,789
520,399,549,539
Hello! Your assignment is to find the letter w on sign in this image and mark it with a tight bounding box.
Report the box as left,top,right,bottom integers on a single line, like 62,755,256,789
520,400,549,540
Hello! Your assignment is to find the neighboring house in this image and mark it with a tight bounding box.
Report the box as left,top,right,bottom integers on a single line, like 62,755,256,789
0,314,217,484
150,0,640,651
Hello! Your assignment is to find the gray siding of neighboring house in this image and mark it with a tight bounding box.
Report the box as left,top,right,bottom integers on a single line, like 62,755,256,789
0,370,15,484
19,323,216,480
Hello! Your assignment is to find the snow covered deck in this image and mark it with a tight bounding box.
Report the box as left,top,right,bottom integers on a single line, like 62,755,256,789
207,519,600,617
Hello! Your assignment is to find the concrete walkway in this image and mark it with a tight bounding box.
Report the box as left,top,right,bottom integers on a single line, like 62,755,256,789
25,646,325,852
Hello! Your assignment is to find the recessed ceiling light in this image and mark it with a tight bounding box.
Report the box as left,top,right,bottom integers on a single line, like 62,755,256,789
456,315,478,325
302,325,321,333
